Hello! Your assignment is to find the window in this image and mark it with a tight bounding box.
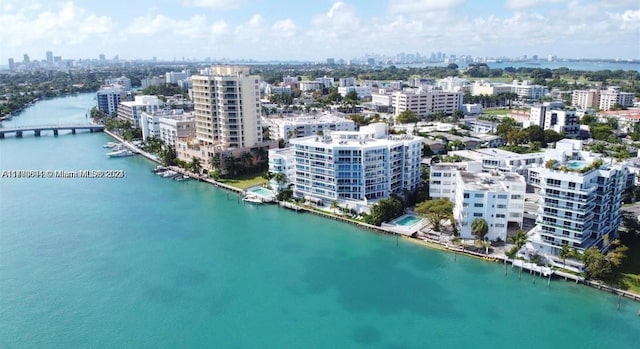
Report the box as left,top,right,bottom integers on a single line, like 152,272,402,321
473,212,483,217
474,203,483,208
497,194,508,199
474,193,484,198
463,193,470,198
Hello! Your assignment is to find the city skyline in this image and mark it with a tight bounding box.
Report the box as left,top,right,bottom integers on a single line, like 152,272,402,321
1,0,639,63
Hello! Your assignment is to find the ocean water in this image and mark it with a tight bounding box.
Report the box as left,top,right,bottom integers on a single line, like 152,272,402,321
1,94,639,348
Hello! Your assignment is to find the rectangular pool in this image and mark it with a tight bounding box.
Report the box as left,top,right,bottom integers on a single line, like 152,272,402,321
393,215,422,226
249,187,274,197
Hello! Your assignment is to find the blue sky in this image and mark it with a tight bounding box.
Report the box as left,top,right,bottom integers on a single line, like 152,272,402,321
1,0,639,62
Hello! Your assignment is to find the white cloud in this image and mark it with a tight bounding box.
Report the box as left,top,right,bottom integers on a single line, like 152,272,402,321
126,14,208,39
389,0,465,14
622,9,640,21
182,0,241,9
504,0,563,10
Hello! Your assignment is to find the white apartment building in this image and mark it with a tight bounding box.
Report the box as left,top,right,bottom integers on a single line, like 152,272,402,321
268,147,296,191
117,95,163,128
436,77,471,92
471,81,513,96
192,65,262,150
572,89,601,109
339,77,356,87
599,86,635,111
289,123,423,203
96,87,129,115
264,113,356,142
391,88,463,117
141,109,190,141
528,139,629,256
452,171,526,241
511,80,547,100
447,148,545,178
265,85,292,96
299,81,324,91
159,114,196,148
528,105,579,138
166,70,190,84
338,86,371,99
316,76,334,88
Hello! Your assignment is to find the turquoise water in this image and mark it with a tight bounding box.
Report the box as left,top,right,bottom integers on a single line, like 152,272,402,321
1,94,640,348
394,215,422,226
567,161,588,170
249,186,275,197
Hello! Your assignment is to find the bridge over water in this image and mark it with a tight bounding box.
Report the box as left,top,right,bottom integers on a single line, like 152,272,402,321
0,124,104,139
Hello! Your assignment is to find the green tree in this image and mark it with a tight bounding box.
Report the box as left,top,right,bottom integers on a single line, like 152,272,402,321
190,157,202,174
583,247,611,280
471,218,489,241
415,198,454,232
396,110,419,124
331,200,339,214
365,196,404,226
509,229,528,250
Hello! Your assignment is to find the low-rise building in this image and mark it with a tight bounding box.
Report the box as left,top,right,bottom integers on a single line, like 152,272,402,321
140,109,194,146
338,86,371,99
599,86,635,111
391,88,463,117
264,112,355,142
117,95,163,129
268,147,296,191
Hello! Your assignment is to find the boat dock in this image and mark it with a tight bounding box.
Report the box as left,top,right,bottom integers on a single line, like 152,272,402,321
279,201,303,212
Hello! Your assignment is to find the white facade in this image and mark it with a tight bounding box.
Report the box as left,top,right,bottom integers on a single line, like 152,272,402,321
391,88,463,117
599,86,635,111
117,95,162,128
159,114,196,148
166,71,190,84
96,87,128,115
338,86,372,99
289,123,423,203
452,171,526,241
528,139,629,255
436,77,471,92
264,113,356,142
339,77,356,87
299,81,324,91
192,65,262,150
471,81,513,96
265,85,292,96
104,76,131,91
268,147,296,191
141,109,192,141
315,76,334,88
511,80,547,100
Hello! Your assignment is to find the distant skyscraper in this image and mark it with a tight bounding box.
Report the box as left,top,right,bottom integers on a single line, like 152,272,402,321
8,58,15,70
46,51,53,63
99,54,106,62
23,54,30,64
326,58,335,65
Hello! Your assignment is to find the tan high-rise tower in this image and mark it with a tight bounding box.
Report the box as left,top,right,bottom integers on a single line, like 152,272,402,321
192,66,262,150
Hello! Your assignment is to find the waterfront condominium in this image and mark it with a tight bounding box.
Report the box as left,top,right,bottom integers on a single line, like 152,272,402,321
192,66,262,150
452,171,526,241
117,95,162,128
527,140,629,257
289,123,422,204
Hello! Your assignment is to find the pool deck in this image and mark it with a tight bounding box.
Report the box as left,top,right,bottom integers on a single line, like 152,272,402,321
381,215,426,235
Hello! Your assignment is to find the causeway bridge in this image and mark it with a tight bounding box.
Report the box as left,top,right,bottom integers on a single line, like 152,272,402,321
0,124,104,139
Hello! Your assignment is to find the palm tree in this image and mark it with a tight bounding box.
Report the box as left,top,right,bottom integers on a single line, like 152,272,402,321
471,218,489,240
240,151,254,171
509,229,528,250
331,200,339,214
209,154,220,171
273,172,287,190
559,243,571,266
471,218,490,254
190,157,202,174
224,154,238,176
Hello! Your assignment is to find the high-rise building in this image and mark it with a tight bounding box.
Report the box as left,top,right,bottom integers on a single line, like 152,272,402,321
528,140,629,256
96,87,128,115
571,89,601,109
99,54,106,62
117,95,163,128
46,51,53,64
23,54,30,64
289,123,422,203
8,58,15,71
192,65,262,149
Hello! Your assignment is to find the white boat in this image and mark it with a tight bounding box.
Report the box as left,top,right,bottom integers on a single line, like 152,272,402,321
173,175,190,182
103,142,119,148
153,165,168,173
106,149,134,157
161,170,178,178
242,194,263,204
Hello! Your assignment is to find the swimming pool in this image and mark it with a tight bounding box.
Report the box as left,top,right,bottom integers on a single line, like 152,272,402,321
249,187,275,197
393,215,422,226
566,161,588,170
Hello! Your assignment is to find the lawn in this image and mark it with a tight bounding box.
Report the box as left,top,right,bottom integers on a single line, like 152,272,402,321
616,239,640,295
219,173,269,190
482,109,512,116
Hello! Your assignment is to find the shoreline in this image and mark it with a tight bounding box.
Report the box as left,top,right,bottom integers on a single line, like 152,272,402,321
103,129,640,303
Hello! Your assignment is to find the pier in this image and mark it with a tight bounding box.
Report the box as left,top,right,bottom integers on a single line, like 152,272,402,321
0,124,104,139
